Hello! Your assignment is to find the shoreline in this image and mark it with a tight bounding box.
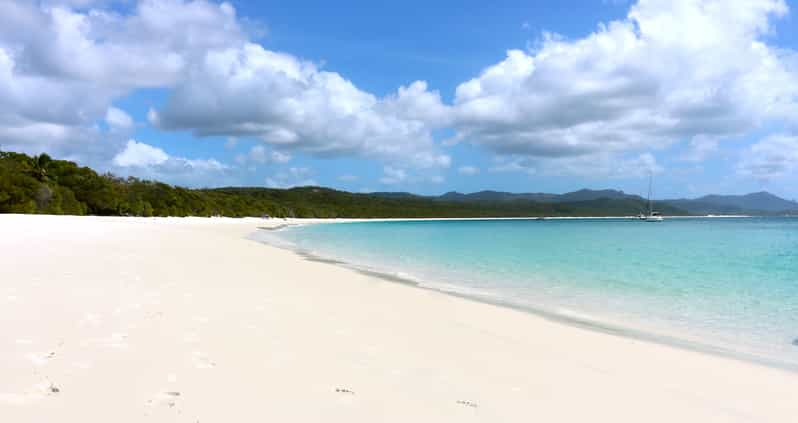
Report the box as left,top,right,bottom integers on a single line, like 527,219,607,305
253,224,798,374
3,214,796,422
259,215,755,222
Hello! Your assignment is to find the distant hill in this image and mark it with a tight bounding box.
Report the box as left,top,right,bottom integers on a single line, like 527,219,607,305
369,192,422,200
434,189,640,203
558,189,642,202
666,192,798,215
3,149,794,218
433,188,797,215
0,150,684,218
437,190,557,202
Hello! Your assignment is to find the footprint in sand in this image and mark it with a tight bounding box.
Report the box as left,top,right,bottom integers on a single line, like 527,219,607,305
106,332,129,349
456,400,478,408
27,350,57,366
146,391,181,409
191,352,216,369
144,311,164,320
0,379,62,405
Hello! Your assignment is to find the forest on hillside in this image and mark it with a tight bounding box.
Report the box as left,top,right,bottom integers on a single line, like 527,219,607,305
0,151,685,218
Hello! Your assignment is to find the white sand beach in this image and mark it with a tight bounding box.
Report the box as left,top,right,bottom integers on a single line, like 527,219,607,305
1,214,796,422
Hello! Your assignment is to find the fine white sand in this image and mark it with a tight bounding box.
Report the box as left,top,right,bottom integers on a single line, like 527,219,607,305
1,214,796,422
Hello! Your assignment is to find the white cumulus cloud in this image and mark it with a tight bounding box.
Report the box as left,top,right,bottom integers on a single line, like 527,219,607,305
106,107,134,131
737,134,798,180
112,139,229,186
242,145,292,165
451,0,798,174
3,0,798,186
112,139,169,167
152,43,451,168
491,152,662,178
0,0,244,162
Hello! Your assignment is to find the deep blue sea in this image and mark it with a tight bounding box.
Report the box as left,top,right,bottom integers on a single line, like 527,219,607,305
260,218,798,368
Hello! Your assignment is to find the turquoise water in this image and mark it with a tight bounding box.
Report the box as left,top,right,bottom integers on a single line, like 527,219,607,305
260,218,798,368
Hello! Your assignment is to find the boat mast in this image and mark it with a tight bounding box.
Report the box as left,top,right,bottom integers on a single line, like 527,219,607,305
647,172,653,216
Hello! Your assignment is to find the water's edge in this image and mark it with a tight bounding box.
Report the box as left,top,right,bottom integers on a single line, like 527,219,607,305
247,225,798,374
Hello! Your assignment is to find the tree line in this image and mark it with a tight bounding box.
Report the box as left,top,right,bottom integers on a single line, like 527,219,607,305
0,150,686,218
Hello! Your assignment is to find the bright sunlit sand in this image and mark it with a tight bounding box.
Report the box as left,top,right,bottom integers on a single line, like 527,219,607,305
1,214,797,422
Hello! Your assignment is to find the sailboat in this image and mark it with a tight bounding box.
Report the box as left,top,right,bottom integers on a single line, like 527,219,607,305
639,173,664,222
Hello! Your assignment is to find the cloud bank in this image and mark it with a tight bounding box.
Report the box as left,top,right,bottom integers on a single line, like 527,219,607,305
151,45,451,168
1,0,797,186
450,0,798,174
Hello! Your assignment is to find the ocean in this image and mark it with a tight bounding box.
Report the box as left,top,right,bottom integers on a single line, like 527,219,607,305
256,217,798,369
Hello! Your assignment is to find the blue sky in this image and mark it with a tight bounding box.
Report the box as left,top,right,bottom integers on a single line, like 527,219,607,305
2,0,798,200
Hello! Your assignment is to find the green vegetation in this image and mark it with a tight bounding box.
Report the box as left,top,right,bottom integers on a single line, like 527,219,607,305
0,150,686,218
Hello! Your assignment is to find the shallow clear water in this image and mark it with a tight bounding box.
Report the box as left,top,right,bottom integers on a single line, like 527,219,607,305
262,218,798,368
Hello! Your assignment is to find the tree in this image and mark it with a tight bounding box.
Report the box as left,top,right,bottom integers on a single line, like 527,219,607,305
31,153,52,182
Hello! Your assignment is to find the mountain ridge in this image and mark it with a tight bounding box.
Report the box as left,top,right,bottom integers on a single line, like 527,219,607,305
668,191,798,213
374,188,797,215
2,150,796,217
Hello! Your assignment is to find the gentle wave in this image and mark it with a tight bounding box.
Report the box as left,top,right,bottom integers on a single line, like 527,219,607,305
251,218,798,371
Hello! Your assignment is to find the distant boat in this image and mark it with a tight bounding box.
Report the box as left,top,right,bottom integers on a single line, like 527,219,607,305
639,173,664,222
